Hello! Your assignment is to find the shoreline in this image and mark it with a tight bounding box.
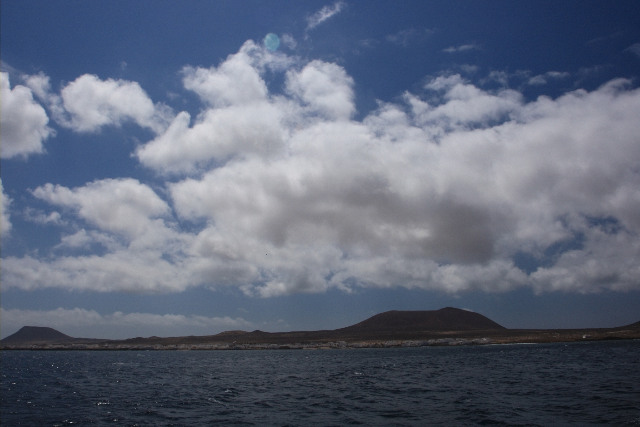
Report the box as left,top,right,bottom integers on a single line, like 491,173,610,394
3,328,638,351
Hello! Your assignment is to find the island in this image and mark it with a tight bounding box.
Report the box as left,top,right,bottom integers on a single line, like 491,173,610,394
2,307,639,350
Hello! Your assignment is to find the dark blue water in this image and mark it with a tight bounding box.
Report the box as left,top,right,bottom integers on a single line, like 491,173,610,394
2,341,639,425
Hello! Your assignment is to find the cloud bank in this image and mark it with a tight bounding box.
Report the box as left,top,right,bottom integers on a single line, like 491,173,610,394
3,40,640,298
0,307,251,340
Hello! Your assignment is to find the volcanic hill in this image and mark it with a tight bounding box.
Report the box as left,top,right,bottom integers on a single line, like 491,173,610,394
341,307,505,333
1,326,74,344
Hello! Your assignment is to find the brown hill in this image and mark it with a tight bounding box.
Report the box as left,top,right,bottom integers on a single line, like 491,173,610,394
616,320,640,330
340,307,505,333
1,326,73,344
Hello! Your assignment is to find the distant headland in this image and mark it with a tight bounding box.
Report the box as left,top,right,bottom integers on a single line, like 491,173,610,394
2,307,639,350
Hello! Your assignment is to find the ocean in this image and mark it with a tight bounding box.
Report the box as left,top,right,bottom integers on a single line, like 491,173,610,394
1,340,639,425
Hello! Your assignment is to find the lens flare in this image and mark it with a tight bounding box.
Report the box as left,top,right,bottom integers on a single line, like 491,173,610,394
264,33,280,51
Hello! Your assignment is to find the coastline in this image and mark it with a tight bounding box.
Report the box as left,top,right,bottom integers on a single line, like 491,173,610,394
2,326,638,351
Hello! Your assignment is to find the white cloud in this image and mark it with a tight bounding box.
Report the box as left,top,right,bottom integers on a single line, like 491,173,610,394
409,74,523,132
1,250,190,293
3,178,195,293
306,1,345,31
136,102,285,174
137,41,296,174
32,178,170,240
23,208,64,226
531,224,640,293
457,64,480,75
0,307,252,339
56,229,119,251
1,179,12,235
442,43,481,53
23,71,52,100
23,72,68,126
164,72,640,297
59,74,170,133
138,52,353,174
182,41,269,107
1,72,54,158
3,44,640,298
528,71,570,86
285,60,355,120
57,229,95,248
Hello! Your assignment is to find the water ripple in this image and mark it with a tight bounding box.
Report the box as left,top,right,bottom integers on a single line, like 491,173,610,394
1,341,639,425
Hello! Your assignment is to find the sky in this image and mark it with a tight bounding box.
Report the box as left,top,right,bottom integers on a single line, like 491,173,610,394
2,1,640,340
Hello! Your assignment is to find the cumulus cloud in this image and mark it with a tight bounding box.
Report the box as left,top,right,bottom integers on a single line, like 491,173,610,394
165,70,640,297
306,1,345,31
137,47,352,173
0,307,252,339
59,74,170,133
23,71,53,100
408,74,522,133
1,72,54,158
285,60,355,120
22,71,172,134
136,41,291,174
3,43,640,298
32,178,170,240
136,102,285,174
182,43,269,108
3,178,194,293
56,229,119,251
531,226,640,294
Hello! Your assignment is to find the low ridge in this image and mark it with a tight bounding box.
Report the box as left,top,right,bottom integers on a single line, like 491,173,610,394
1,326,73,344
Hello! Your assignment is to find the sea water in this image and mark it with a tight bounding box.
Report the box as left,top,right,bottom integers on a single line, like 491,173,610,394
1,340,639,425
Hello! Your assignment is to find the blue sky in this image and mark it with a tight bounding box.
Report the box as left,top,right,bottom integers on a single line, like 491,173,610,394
2,1,640,339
